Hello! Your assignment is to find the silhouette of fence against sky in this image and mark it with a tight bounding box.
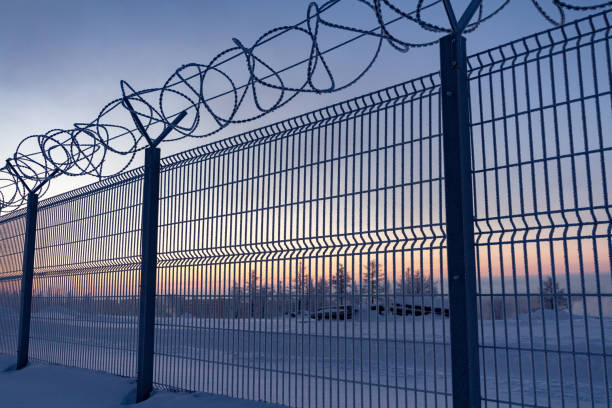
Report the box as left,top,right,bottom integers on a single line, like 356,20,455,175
0,9,611,408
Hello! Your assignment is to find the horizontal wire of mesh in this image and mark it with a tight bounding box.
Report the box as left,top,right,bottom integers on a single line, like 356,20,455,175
153,73,451,408
469,10,612,408
23,177,144,378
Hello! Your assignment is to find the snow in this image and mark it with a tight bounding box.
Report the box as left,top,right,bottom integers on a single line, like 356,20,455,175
0,355,285,408
1,310,610,407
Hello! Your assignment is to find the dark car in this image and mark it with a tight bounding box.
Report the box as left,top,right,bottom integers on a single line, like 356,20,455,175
390,303,450,317
370,304,386,314
287,311,311,318
311,305,353,320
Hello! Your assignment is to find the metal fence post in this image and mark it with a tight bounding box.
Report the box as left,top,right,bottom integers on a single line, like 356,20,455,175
16,192,39,369
137,147,161,402
440,33,481,407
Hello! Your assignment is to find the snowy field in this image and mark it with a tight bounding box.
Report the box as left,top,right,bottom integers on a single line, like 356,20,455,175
0,308,610,407
0,354,284,408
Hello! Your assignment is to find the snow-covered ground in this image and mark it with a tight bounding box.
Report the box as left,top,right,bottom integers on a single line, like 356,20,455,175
1,309,610,407
0,354,285,408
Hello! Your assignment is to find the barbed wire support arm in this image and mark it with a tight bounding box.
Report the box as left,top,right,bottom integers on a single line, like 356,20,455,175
442,0,482,34
456,0,482,34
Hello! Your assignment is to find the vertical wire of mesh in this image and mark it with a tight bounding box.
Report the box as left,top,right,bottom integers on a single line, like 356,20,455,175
470,11,611,408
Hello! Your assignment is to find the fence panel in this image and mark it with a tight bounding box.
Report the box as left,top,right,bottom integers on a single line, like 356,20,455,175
24,175,143,378
0,216,25,356
151,72,452,408
469,12,612,408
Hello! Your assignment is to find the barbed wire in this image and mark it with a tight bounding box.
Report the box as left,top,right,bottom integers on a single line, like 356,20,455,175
0,0,610,214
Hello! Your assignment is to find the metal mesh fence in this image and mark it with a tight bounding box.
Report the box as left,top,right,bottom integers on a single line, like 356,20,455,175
0,9,610,408
151,72,448,408
0,216,24,356
469,12,611,408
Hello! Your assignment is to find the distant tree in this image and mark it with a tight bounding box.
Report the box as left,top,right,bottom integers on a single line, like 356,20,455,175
293,261,308,313
491,297,505,320
332,263,351,305
306,274,316,311
399,269,439,296
230,281,242,318
259,284,270,318
248,269,259,317
363,260,385,304
541,276,569,311
315,276,330,309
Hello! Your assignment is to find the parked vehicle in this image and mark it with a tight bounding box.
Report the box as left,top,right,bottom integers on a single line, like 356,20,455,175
370,304,386,314
389,297,450,317
287,311,311,318
311,305,353,320
389,303,449,317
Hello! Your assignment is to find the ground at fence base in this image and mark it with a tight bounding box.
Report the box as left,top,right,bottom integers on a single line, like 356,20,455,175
0,355,285,408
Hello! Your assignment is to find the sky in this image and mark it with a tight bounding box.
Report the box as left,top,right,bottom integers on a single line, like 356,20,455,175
0,1,609,285
0,0,597,199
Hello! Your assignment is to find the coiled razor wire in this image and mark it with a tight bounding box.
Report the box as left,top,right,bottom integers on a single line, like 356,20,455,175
0,0,610,214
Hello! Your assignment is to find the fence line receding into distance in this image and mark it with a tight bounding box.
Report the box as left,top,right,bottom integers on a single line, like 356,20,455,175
0,9,610,408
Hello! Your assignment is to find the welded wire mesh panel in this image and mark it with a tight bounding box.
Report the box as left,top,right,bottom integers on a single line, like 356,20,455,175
469,11,612,408
152,74,451,408
27,175,143,377
0,215,25,356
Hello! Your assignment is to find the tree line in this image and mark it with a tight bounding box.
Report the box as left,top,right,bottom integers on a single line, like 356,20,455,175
0,265,573,319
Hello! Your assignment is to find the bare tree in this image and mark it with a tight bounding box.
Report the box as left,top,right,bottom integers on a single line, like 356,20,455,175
331,263,351,305
248,269,259,317
491,297,505,320
363,260,385,304
399,269,439,295
230,281,242,318
259,284,270,318
541,276,569,311
293,261,308,313
306,274,316,312
315,276,330,309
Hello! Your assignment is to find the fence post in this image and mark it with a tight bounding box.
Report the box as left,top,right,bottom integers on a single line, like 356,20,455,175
439,33,481,407
16,192,39,369
122,96,185,402
136,147,161,402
